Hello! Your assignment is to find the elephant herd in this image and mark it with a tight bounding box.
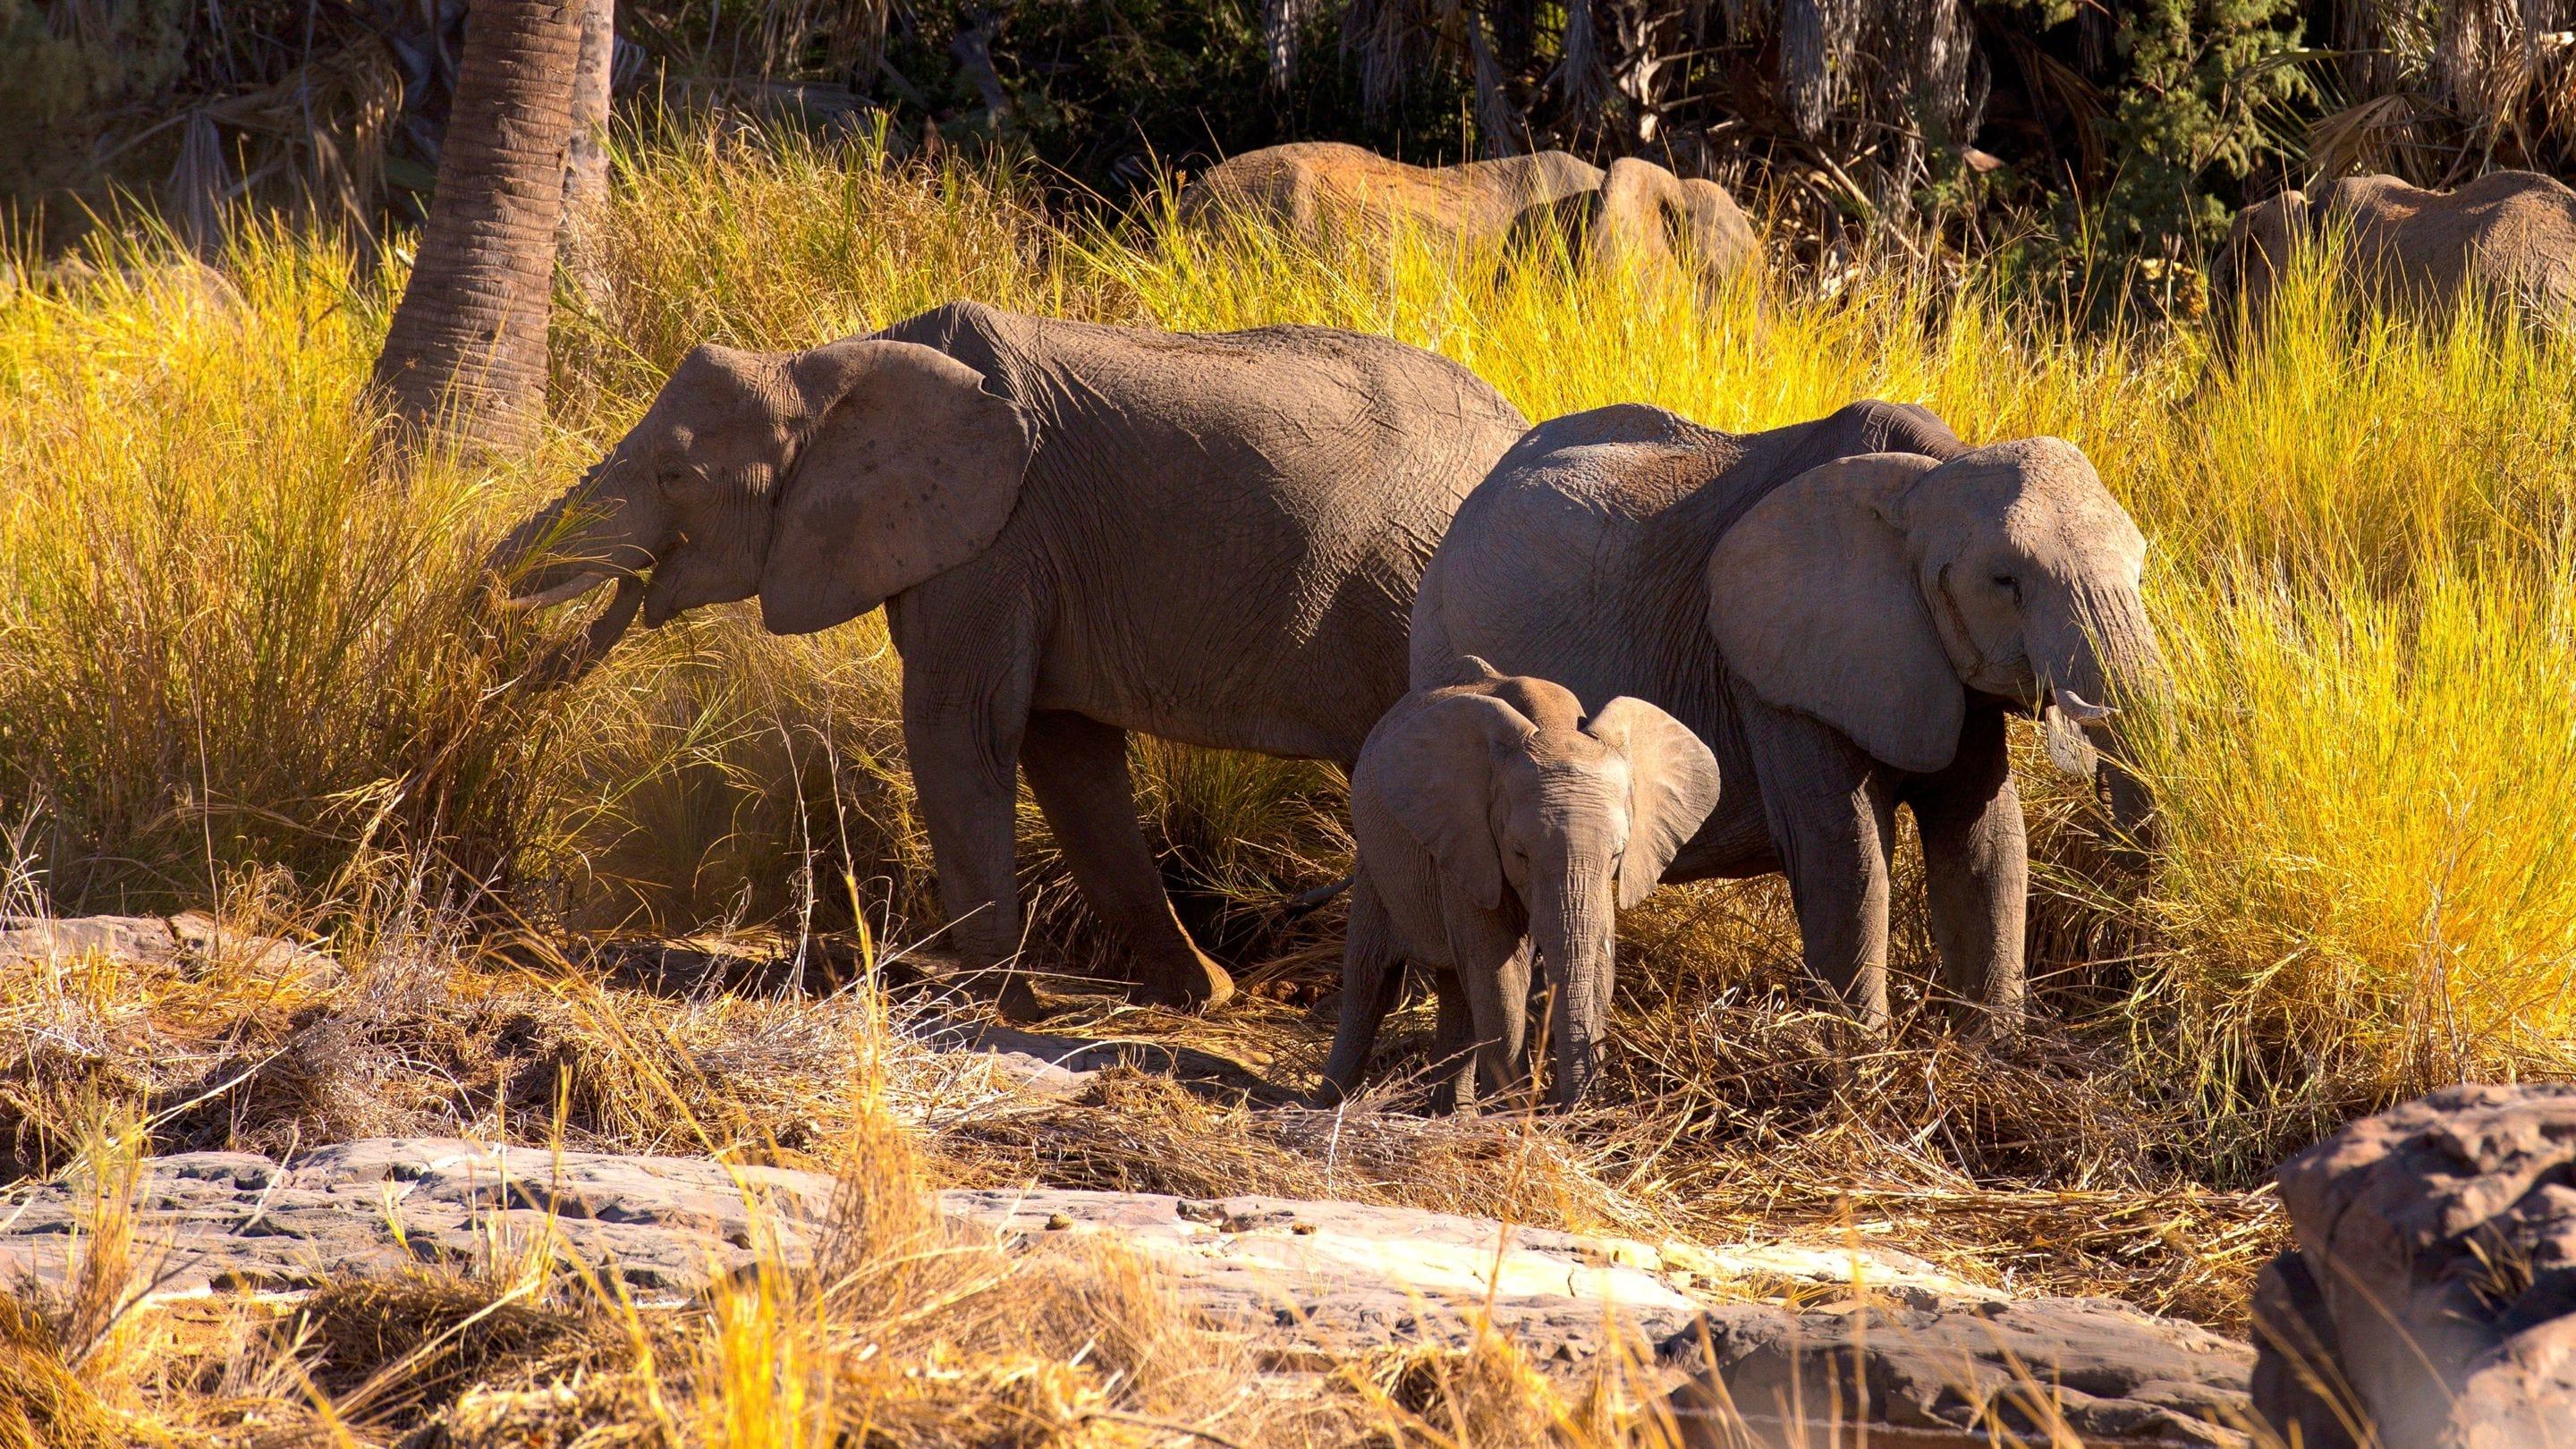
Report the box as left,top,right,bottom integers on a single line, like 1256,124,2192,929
488,288,2165,1110
487,150,2564,1109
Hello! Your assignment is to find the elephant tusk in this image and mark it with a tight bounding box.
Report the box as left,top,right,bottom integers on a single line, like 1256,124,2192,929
2054,687,2118,724
497,569,612,611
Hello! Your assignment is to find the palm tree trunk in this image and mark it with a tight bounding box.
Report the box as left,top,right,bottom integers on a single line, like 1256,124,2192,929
371,0,587,455
560,0,616,308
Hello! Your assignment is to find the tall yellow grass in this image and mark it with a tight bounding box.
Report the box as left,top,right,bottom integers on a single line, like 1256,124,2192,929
2,125,2570,1174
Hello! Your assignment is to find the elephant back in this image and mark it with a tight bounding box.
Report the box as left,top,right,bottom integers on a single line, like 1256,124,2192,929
2318,170,2576,321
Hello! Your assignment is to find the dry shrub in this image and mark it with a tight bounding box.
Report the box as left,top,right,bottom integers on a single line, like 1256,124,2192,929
290,1271,599,1417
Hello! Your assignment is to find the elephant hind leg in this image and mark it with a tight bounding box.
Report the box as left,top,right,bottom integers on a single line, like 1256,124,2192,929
1019,710,1233,1011
1317,872,1403,1105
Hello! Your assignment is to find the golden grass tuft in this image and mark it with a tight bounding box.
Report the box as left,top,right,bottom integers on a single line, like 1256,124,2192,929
0,1299,131,1449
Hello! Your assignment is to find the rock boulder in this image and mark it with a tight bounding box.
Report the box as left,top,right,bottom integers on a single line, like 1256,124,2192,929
2250,1082,2576,1449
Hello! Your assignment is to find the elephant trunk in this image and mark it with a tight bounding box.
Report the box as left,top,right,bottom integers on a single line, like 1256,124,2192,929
485,462,666,687
1534,850,1618,1109
486,460,664,609
2036,583,2169,851
485,491,579,600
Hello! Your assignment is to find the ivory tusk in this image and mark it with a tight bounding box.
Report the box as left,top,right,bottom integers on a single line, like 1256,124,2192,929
497,569,611,611
2054,687,2118,724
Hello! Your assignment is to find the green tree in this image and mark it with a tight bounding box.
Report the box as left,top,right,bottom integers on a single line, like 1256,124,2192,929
2101,0,2307,253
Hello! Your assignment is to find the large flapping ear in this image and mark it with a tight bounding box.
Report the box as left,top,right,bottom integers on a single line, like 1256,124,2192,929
757,340,1036,635
2219,191,2309,323
1359,691,1534,913
1585,697,1720,908
1707,452,1965,775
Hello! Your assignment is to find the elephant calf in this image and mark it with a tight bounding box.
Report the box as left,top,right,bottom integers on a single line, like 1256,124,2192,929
1320,658,1719,1110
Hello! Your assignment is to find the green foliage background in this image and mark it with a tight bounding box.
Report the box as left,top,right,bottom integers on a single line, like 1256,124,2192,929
9,1,2573,266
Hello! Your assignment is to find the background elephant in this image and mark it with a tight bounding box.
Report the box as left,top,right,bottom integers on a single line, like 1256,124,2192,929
490,300,1531,1016
1178,141,1604,253
1321,658,1719,1110
1411,402,2165,1030
1180,143,1762,300
1554,157,1760,300
2218,170,2576,331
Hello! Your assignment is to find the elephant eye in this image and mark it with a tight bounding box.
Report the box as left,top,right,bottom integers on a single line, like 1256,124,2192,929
1991,573,2022,601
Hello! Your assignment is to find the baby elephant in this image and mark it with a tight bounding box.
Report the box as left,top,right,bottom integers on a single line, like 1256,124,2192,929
1320,658,1720,1109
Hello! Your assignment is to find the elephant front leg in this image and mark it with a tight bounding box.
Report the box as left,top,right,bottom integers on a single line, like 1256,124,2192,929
1429,968,1479,1114
904,676,1040,1021
1445,897,1536,1110
1019,711,1233,1011
1904,706,2028,1033
1744,701,1897,1028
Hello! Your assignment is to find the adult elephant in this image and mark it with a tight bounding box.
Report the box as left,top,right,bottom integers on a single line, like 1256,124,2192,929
1180,144,1758,300
489,301,1530,1016
1411,402,2165,1030
1179,141,1606,252
2219,170,2576,332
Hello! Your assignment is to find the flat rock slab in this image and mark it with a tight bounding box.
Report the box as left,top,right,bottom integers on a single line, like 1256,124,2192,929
0,1140,2259,1437
0,1140,1986,1366
0,1140,835,1300
0,912,340,984
1665,1296,2256,1446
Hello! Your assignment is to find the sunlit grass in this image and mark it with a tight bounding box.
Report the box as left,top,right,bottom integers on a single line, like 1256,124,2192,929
0,121,2570,1183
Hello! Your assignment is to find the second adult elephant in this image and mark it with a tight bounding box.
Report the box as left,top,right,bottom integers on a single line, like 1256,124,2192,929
1412,402,2166,1030
489,301,1531,1016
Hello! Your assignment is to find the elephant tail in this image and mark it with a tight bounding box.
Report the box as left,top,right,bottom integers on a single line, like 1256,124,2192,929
1280,876,1354,920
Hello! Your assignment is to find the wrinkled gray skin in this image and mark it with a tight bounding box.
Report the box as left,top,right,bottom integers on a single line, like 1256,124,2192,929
2218,170,2576,334
1179,140,1606,251
490,301,1530,1016
1412,402,2165,1030
1321,658,1719,1110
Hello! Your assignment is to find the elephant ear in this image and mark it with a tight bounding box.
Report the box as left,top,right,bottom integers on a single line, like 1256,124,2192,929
1675,177,1758,276
1585,697,1720,908
1359,691,1532,913
1707,452,1964,775
758,340,1037,635
1587,157,1682,273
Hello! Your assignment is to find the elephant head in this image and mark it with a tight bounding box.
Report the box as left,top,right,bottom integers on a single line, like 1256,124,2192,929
487,338,1037,670
1706,440,2166,843
2215,189,2311,335
1364,660,1720,1105
1585,157,1759,293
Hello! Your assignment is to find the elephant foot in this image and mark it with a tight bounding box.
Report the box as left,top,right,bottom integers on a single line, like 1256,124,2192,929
1128,951,1234,1013
949,962,1051,1022
992,972,1050,1023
